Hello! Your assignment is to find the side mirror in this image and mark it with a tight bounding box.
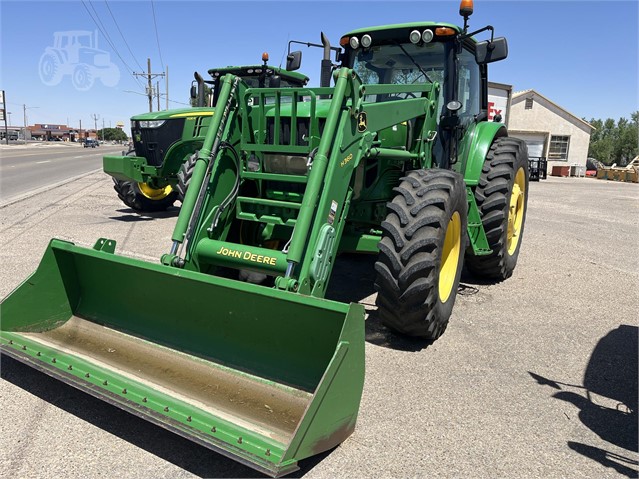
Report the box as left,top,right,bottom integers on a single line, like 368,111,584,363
190,84,197,99
286,51,302,71
475,37,508,64
270,75,281,88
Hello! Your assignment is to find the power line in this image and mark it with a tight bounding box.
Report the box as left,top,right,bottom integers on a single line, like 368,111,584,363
103,0,145,72
80,0,144,89
150,1,165,72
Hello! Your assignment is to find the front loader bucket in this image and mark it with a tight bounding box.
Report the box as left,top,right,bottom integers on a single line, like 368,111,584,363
1,239,364,477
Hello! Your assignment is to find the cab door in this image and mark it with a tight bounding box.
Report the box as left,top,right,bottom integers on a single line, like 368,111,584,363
453,45,481,174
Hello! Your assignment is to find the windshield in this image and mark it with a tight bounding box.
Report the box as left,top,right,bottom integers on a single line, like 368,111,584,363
353,41,445,105
353,42,445,86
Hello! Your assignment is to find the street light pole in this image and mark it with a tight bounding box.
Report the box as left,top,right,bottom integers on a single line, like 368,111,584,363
22,104,39,141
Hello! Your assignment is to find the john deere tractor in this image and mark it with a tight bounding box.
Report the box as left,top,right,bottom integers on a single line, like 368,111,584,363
106,55,310,212
2,2,528,476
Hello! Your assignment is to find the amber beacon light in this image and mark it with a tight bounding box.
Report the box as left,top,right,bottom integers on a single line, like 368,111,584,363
460,0,474,17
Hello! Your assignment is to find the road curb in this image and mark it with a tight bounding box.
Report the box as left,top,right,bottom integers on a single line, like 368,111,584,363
0,168,103,209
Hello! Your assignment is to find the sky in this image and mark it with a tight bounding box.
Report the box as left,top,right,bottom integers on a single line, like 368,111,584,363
0,0,637,130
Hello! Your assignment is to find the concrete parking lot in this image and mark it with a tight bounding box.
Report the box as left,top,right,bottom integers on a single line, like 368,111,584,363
0,173,637,478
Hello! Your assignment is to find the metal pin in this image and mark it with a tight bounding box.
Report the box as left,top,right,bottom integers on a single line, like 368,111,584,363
22,345,27,350
85,373,90,378
164,406,170,412
103,380,108,386
122,388,127,394
237,437,243,444
142,397,147,403
265,449,271,456
68,365,73,370
8,340,13,345
52,358,57,363
37,352,42,357
211,426,216,433
187,416,192,422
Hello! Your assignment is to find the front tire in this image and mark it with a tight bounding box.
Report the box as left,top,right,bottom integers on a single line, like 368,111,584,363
465,137,529,281
374,169,468,339
113,179,177,212
72,64,94,91
112,150,177,212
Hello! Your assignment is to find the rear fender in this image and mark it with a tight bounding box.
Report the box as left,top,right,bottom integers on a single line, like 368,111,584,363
463,122,507,186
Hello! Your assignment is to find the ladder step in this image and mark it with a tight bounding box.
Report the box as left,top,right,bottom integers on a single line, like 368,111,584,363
236,197,300,227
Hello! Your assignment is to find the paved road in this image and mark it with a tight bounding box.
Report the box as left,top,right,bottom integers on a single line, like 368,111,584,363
0,144,124,202
0,174,637,478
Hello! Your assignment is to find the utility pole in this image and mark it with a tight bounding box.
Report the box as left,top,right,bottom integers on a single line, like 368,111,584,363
91,113,99,140
133,58,165,112
165,65,169,110
1,90,7,145
22,103,39,141
156,81,161,111
79,119,82,142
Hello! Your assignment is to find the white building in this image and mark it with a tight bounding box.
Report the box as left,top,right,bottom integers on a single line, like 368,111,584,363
507,89,594,174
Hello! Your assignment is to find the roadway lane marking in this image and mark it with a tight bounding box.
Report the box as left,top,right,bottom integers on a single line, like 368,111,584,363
36,160,51,164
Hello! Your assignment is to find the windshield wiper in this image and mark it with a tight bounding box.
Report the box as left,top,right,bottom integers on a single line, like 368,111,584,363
395,43,432,83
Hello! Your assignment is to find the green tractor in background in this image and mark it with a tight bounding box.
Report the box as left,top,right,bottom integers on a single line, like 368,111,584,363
2,2,529,476
107,54,310,212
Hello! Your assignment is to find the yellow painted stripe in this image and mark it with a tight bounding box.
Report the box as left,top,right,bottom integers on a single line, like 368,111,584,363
169,111,215,118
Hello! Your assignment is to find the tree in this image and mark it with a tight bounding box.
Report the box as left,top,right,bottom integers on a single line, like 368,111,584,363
98,127,128,142
588,112,638,165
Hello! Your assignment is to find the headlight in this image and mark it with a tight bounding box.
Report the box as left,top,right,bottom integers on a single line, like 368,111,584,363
349,36,360,49
422,30,434,43
361,34,372,48
139,120,166,128
409,30,421,44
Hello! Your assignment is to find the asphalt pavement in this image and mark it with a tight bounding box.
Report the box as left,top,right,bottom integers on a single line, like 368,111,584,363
0,173,637,478
0,142,124,203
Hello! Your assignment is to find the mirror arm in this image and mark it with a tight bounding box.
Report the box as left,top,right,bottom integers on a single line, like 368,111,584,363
460,25,494,42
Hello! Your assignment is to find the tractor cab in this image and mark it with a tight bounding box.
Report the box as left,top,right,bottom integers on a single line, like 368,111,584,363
337,11,508,170
191,54,309,107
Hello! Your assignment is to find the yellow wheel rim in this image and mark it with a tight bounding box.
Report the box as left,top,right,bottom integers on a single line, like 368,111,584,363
439,211,461,303
138,182,173,201
507,167,526,255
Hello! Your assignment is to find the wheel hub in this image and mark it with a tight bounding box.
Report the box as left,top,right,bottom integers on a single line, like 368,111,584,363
439,211,461,303
507,168,526,255
138,182,173,201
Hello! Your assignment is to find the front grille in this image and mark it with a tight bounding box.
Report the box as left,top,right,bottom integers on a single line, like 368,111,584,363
131,119,186,167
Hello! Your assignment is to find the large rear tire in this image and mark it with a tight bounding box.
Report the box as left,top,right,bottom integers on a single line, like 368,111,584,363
374,169,467,339
465,137,529,280
176,152,197,203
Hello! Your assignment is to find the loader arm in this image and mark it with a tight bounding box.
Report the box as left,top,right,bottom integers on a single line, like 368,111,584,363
167,70,439,298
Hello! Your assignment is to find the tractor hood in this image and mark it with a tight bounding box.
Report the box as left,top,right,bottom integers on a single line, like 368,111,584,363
131,107,215,122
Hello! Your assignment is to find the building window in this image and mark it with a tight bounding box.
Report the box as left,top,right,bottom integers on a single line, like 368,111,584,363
525,97,533,109
548,135,570,160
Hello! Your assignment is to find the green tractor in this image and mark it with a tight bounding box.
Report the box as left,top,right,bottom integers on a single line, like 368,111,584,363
106,55,310,212
2,2,528,476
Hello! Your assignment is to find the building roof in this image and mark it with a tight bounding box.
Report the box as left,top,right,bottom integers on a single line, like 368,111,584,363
512,89,595,131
